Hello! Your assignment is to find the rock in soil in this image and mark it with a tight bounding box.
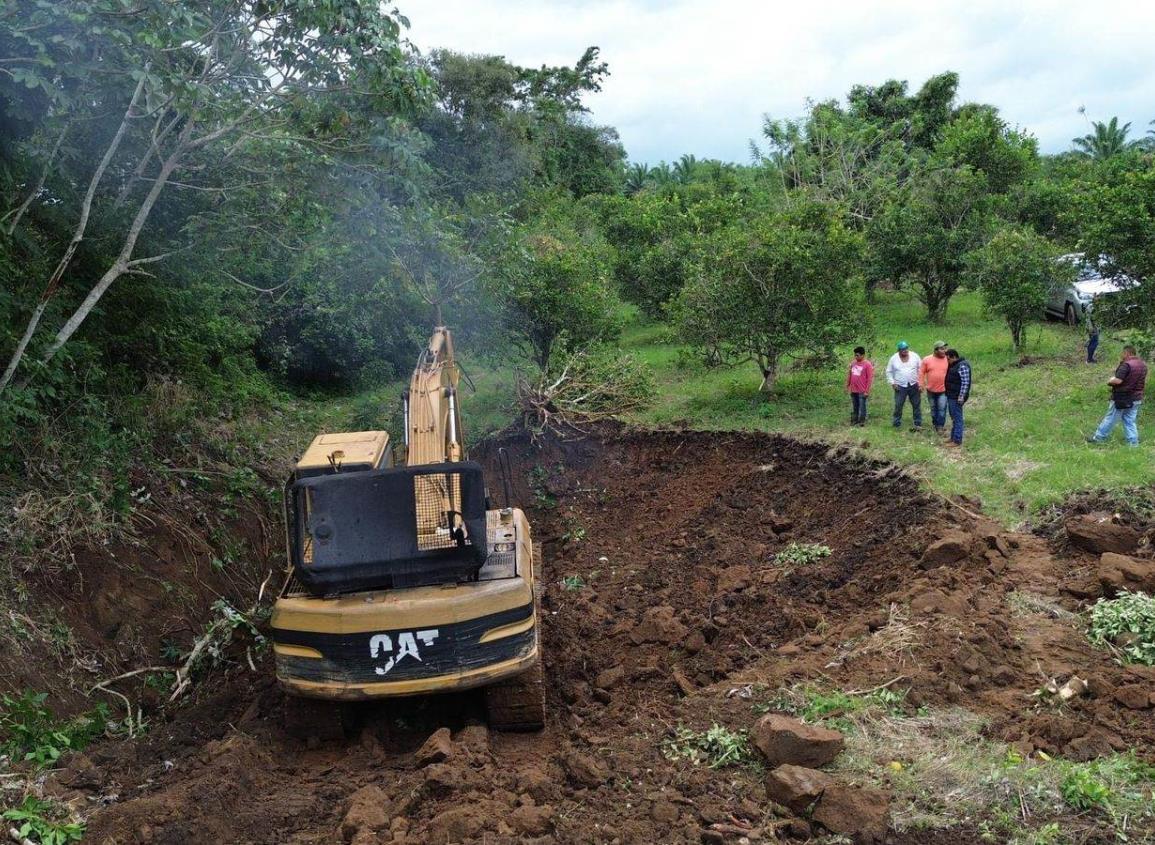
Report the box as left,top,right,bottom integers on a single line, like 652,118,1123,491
414,727,454,766
340,785,388,843
1066,515,1140,554
751,714,844,768
810,784,890,844
919,532,973,568
1098,552,1155,595
1113,684,1152,710
765,764,833,813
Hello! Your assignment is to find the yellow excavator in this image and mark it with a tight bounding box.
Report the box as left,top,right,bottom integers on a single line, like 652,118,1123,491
270,326,544,731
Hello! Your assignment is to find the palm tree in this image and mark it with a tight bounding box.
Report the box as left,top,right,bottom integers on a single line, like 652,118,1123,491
623,162,650,195
649,161,674,186
1071,117,1133,159
672,153,698,184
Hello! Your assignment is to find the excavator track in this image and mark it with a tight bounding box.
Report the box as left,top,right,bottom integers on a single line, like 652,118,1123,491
485,543,546,731
484,648,546,731
282,696,350,742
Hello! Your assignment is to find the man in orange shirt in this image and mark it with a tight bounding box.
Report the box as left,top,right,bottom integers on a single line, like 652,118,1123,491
920,340,950,435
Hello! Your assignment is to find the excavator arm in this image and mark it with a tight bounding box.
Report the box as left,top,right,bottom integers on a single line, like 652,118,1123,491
402,326,464,467
401,327,470,549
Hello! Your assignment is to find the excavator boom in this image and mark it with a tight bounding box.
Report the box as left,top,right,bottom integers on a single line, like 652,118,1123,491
403,326,464,467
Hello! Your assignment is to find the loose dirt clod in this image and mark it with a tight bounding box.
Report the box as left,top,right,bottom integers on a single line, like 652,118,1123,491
1098,552,1155,594
810,784,891,844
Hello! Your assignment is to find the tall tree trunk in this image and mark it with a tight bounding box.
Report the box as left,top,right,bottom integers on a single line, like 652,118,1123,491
39,124,193,367
0,78,145,398
758,351,779,393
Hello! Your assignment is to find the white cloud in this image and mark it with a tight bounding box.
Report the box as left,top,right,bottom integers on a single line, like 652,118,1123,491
405,0,1155,164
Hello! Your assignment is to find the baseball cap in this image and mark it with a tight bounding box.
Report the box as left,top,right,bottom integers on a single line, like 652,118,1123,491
933,340,948,350
896,341,909,351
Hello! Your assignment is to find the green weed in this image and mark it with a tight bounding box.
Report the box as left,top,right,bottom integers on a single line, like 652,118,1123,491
758,684,908,733
0,691,110,769
1087,590,1155,665
561,575,585,591
561,513,587,542
527,465,557,509
773,542,832,569
662,723,753,769
2,796,84,845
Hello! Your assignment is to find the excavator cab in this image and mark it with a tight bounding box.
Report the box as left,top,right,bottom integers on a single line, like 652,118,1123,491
270,328,544,731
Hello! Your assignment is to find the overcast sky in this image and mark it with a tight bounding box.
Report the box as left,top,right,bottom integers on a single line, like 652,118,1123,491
405,0,1155,165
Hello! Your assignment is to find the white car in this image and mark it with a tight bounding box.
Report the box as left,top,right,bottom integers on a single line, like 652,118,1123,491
1045,253,1138,326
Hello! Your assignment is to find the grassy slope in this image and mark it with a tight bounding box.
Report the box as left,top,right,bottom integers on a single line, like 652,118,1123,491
620,290,1154,526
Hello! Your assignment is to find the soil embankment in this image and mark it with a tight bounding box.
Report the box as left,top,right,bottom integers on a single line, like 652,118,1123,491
18,425,1155,843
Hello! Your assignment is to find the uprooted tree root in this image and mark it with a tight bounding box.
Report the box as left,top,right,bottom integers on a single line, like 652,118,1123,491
515,349,654,439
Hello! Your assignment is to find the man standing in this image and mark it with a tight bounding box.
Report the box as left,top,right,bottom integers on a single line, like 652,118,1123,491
920,340,950,435
886,341,922,430
846,346,874,426
1087,345,1147,446
943,349,971,448
1086,313,1100,364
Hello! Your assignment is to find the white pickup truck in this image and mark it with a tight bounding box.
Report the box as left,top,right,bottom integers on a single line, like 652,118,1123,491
1045,253,1138,326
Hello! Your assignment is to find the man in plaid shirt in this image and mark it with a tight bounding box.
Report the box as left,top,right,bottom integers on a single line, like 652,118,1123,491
944,349,971,448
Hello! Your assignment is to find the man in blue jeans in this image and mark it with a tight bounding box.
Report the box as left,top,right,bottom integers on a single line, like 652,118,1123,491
1087,345,1147,446
885,341,922,430
943,349,971,448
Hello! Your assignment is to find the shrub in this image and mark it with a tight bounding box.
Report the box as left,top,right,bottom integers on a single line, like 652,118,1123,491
0,691,110,769
1087,590,1155,665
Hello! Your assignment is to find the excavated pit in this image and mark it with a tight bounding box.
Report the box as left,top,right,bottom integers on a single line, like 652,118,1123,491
44,425,1154,844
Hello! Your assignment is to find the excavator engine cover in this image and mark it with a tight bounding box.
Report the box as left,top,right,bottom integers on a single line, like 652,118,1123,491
290,462,489,595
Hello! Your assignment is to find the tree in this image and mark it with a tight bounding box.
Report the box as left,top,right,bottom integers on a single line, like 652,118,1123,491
1074,157,1155,332
673,154,698,184
623,162,650,195
966,227,1064,351
486,196,621,370
870,162,993,322
0,0,428,398
1072,117,1134,159
672,197,864,391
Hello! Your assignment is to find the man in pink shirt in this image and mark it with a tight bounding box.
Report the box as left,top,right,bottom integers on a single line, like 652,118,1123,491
846,346,874,426
920,340,950,435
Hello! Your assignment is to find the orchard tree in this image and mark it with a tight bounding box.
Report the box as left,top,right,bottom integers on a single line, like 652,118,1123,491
487,197,621,370
870,162,993,322
966,227,1065,351
1075,156,1155,332
673,197,864,392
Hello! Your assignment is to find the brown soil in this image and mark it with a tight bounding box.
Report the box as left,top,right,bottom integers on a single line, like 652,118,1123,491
14,424,1155,843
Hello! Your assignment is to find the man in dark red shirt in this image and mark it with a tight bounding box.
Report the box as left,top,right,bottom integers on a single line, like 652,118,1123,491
1087,345,1147,446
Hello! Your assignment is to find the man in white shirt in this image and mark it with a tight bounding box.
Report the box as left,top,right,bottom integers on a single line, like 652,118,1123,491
886,340,923,430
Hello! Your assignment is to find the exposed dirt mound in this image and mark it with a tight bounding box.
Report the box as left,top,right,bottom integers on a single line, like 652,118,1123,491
25,425,1155,843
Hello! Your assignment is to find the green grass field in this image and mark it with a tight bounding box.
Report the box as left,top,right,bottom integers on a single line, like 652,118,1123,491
617,290,1153,526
